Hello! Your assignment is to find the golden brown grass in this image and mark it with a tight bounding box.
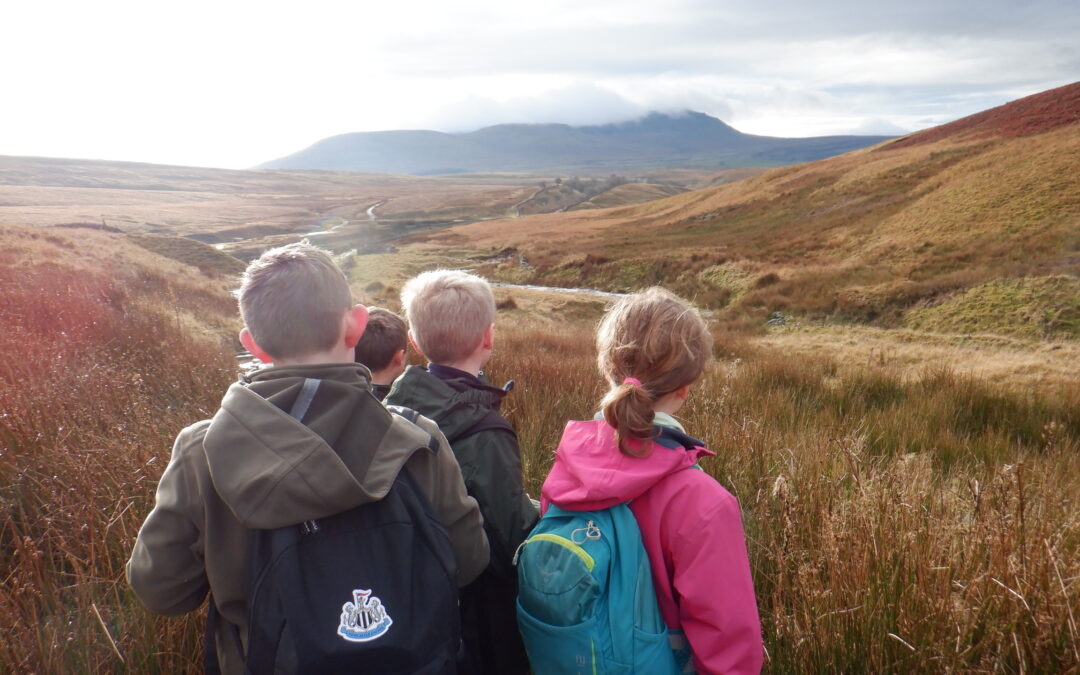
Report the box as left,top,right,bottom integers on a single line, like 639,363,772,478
2,226,1077,672
0,156,551,241
125,233,247,278
0,224,238,672
567,182,687,210
417,121,1080,333
488,320,1080,673
756,323,1080,390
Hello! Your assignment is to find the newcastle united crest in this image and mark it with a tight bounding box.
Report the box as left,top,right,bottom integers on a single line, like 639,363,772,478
338,588,393,642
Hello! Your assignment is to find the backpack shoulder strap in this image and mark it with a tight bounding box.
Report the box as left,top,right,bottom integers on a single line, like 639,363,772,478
384,403,420,424
384,405,441,454
288,378,320,422
205,380,321,675
445,408,516,445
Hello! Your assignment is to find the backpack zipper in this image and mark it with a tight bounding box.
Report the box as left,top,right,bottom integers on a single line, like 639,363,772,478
521,533,596,572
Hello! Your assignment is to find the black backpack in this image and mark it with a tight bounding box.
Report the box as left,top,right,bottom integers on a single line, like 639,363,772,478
208,378,461,674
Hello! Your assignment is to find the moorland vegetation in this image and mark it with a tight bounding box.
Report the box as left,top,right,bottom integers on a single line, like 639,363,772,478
435,82,1080,339
1,82,1078,673
1,219,1077,672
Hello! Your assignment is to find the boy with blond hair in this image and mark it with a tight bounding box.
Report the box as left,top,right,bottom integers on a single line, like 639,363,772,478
127,243,488,674
354,306,409,401
385,269,538,675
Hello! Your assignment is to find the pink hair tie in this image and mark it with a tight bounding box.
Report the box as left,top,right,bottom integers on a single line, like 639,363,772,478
622,377,642,387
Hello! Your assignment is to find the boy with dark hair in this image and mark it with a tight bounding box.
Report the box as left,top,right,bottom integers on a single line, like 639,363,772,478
384,269,538,675
354,306,409,401
127,243,488,674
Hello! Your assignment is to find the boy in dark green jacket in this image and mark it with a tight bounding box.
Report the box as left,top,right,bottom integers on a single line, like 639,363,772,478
385,269,539,675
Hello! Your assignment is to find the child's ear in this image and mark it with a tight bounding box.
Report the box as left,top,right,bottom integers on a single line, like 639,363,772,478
675,383,691,400
392,348,406,367
343,304,369,349
481,323,495,350
407,331,425,358
239,328,274,364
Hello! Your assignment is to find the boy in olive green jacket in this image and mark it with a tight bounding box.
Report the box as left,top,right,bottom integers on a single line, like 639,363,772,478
127,244,488,674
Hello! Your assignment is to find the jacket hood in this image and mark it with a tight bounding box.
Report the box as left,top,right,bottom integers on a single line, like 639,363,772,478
386,365,508,440
541,419,714,510
202,363,436,529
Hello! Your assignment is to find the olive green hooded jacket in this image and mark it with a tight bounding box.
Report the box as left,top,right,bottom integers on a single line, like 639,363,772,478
127,363,488,675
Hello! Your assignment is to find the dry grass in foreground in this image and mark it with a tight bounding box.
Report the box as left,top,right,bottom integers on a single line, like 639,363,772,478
2,231,1077,671
756,323,1080,390
0,225,237,672
489,321,1080,673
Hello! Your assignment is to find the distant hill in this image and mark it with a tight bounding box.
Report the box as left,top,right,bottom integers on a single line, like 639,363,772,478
426,82,1080,337
260,112,894,174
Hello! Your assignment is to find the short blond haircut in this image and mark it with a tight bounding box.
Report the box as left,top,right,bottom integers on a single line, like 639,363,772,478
401,270,495,364
237,242,352,360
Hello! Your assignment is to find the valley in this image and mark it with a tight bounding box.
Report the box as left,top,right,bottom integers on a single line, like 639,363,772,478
1,82,1077,673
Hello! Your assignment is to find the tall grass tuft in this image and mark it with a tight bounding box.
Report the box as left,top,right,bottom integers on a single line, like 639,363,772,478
490,321,1080,673
2,232,1077,672
0,234,237,673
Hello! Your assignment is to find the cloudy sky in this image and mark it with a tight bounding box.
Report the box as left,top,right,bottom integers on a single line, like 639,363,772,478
2,0,1077,169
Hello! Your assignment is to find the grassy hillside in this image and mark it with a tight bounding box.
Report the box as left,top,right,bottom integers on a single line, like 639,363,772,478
0,156,545,246
567,182,686,210
0,223,239,672
3,82,1078,673
904,275,1080,340
421,82,1079,337
1,220,1077,671
125,233,247,277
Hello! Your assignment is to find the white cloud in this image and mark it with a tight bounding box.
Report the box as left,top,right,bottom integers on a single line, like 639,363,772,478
422,83,646,131
0,0,1076,167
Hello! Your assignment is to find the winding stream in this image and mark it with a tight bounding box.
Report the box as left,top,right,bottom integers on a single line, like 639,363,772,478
488,281,625,298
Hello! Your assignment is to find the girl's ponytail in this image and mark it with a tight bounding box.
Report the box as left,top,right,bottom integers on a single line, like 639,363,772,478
596,287,712,457
601,378,656,456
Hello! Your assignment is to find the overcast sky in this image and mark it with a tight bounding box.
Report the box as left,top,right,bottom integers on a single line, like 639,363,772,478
1,0,1077,169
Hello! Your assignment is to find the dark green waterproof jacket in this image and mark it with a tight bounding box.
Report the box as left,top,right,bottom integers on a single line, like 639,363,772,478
385,365,539,674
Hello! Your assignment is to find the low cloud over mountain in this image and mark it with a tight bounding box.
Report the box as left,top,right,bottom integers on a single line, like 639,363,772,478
261,111,893,175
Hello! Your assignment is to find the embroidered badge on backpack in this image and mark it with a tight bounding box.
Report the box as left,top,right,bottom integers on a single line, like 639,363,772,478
338,589,393,642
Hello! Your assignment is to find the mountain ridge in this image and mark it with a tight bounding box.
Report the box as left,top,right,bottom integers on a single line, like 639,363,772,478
261,111,894,175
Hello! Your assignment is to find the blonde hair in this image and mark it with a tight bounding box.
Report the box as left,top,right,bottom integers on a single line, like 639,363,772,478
401,270,495,364
237,242,352,360
597,287,712,456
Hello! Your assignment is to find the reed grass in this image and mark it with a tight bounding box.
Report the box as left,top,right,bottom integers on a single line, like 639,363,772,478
489,321,1080,673
0,231,237,673
2,246,1077,671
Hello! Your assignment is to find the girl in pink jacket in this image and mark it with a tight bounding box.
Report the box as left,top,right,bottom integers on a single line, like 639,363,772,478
540,287,763,674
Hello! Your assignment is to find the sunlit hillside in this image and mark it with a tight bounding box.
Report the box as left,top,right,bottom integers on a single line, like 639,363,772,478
0,156,734,264
0,222,239,671
1,220,1078,672
423,82,1079,335
2,83,1078,673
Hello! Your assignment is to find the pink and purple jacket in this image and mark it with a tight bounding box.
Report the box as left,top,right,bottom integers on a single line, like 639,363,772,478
540,418,763,675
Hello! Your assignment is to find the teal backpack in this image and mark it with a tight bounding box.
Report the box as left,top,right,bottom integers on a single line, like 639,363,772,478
514,502,684,675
